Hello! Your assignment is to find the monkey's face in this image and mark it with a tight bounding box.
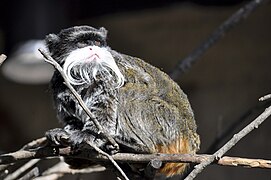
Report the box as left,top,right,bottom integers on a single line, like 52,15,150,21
45,26,124,88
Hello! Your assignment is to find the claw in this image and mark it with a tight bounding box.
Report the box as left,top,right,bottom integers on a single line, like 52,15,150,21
106,144,119,155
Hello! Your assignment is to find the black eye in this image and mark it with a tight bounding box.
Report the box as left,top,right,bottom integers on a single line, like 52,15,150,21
94,40,101,46
76,38,92,48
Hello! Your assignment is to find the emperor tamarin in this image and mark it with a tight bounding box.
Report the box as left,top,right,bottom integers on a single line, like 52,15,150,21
45,25,200,177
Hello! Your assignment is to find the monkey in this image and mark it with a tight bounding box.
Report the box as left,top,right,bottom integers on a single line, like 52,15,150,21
44,25,200,178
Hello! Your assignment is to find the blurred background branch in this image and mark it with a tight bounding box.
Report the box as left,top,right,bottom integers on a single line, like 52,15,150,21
169,0,270,79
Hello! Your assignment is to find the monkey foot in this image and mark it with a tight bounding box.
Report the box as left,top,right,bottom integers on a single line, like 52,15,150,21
45,128,70,147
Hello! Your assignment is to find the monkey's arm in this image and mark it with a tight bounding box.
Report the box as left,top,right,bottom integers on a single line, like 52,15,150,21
46,72,85,146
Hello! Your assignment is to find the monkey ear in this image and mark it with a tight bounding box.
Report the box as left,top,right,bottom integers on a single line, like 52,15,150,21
45,33,60,52
45,34,60,45
99,27,108,38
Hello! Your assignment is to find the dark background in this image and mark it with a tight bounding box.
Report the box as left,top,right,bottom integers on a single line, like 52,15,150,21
0,0,271,179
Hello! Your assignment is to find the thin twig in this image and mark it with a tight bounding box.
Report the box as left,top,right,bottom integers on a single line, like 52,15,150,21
259,94,271,101
169,0,270,79
85,140,129,180
34,174,63,180
19,167,39,180
38,48,119,150
0,137,47,173
184,104,271,180
21,137,47,150
0,54,7,66
205,101,271,153
218,156,271,169
34,161,106,180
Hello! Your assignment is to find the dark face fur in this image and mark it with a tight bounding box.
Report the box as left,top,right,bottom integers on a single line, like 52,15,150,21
45,26,124,87
45,26,107,63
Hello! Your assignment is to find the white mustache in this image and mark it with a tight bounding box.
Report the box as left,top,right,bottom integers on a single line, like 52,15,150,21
63,46,125,88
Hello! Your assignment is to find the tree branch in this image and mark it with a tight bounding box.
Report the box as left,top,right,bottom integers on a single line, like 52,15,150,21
0,137,47,176
169,0,270,79
1,145,271,170
259,94,271,101
0,54,7,66
4,159,40,180
85,140,129,180
19,167,39,180
21,137,47,150
34,161,106,180
205,100,271,153
184,104,271,180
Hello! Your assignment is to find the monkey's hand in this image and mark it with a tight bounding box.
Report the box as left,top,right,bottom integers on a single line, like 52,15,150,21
68,130,119,155
45,128,118,154
45,128,70,147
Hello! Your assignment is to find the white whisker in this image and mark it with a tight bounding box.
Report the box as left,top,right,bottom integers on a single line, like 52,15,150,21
62,46,125,88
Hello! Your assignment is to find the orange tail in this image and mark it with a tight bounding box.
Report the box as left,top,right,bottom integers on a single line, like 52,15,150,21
156,136,191,177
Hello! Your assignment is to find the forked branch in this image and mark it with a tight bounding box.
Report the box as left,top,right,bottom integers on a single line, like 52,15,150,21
184,103,271,180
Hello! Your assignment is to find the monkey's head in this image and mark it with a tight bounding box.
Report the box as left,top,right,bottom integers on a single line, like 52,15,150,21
45,26,124,87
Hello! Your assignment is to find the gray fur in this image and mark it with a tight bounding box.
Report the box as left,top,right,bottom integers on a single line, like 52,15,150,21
45,25,200,158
